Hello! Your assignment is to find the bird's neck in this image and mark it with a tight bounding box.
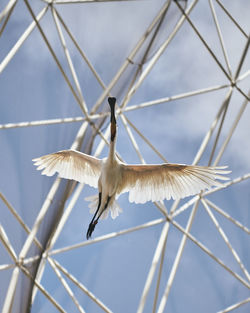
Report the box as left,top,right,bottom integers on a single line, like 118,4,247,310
108,139,116,161
108,122,117,162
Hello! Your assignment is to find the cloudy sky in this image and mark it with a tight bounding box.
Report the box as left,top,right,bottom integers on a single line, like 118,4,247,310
0,0,249,312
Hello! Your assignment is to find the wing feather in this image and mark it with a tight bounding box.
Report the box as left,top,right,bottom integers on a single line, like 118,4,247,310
117,163,230,203
33,149,101,188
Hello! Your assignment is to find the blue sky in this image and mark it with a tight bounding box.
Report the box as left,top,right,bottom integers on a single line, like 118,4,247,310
0,0,249,312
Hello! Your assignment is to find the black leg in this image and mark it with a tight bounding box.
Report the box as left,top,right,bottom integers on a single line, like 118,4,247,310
96,196,111,223
86,196,111,240
86,192,101,240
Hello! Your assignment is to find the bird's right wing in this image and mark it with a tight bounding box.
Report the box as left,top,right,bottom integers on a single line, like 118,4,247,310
117,163,230,203
33,149,102,188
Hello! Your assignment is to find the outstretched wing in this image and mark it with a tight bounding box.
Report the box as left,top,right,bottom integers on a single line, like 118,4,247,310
33,149,102,188
117,163,230,203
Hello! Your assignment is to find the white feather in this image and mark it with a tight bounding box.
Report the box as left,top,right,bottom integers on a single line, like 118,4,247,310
33,149,101,188
117,163,230,203
85,194,122,220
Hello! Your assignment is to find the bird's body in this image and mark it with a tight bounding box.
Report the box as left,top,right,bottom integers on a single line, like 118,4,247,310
98,155,121,212
33,97,230,239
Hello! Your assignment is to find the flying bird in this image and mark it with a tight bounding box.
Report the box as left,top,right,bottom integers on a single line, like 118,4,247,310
33,97,230,239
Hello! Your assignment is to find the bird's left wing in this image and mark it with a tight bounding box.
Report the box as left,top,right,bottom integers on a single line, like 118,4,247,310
33,149,102,188
117,163,230,203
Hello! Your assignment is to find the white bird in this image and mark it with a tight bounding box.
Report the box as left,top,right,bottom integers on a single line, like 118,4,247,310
33,97,230,239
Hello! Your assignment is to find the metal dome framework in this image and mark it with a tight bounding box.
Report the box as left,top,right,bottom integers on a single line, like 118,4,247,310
0,0,249,312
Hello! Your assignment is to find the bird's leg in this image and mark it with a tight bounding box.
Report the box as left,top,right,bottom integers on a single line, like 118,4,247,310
96,196,111,223
86,192,101,240
86,196,111,240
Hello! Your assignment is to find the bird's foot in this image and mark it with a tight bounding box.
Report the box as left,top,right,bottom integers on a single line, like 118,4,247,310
86,220,98,240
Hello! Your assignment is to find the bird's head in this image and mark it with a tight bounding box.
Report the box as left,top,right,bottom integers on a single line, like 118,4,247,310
108,97,116,123
108,97,117,141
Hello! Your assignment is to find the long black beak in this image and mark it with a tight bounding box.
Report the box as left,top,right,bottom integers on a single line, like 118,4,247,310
108,97,116,124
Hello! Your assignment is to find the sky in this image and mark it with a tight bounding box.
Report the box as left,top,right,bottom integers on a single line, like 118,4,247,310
0,0,250,312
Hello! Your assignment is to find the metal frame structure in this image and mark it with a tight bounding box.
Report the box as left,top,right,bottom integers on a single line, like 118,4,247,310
0,0,249,312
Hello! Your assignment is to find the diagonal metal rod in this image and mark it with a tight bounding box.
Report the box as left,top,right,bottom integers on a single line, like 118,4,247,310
53,7,107,91
237,69,250,82
0,192,43,250
157,199,200,313
202,199,250,281
49,218,166,257
51,258,113,313
168,217,250,289
217,297,250,313
0,224,17,262
120,114,146,163
0,223,18,313
174,0,232,82
29,182,85,305
51,6,88,115
20,264,67,313
120,0,172,110
205,173,250,196
208,87,232,165
152,228,168,313
235,85,250,101
0,218,166,273
136,200,250,305
124,83,230,113
0,83,230,132
151,85,238,313
18,176,63,260
2,267,20,313
215,0,248,38
0,184,109,313
192,89,231,165
205,198,250,235
208,0,232,76
0,263,15,271
0,84,229,130
23,0,88,116
137,222,170,313
47,258,86,313
156,86,236,313
0,0,17,37
29,125,112,304
172,173,250,220
214,90,250,165
0,116,87,129
121,0,198,109
91,0,179,113
233,33,250,81
0,5,49,74
0,0,17,24
122,113,168,162
8,121,87,313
